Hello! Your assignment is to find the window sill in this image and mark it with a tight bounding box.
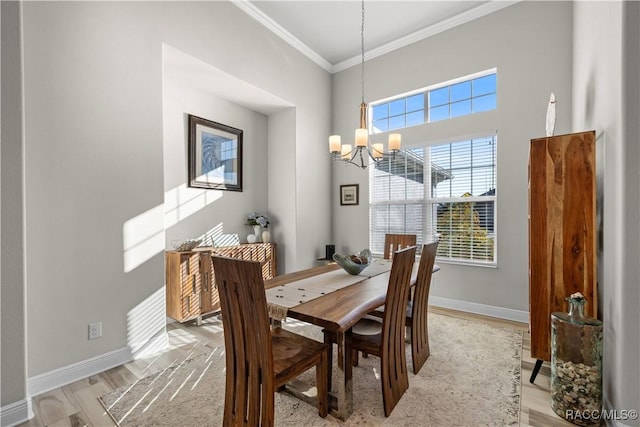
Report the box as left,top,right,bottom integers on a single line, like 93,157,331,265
435,258,497,269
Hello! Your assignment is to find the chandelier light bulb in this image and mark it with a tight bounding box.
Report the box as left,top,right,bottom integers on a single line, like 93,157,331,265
341,144,352,159
329,135,341,153
355,128,368,147
389,133,402,151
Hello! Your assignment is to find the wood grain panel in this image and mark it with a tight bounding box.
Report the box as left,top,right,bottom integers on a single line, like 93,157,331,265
529,131,597,362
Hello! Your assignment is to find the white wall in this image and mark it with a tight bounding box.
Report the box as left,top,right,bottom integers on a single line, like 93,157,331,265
267,108,297,273
331,1,574,316
5,1,331,411
572,1,640,421
1,0,28,413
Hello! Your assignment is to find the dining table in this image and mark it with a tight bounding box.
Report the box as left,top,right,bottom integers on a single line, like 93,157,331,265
263,259,423,421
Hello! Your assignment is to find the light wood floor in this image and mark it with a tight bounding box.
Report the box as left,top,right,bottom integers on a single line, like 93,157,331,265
18,307,573,427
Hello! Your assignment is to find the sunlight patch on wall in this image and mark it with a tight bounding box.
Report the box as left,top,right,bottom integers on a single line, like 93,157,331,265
123,204,165,273
123,184,225,272
199,223,239,248
164,183,223,229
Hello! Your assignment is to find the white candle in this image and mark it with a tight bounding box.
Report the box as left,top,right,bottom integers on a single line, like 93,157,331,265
329,135,341,153
372,143,384,158
341,144,352,159
355,128,368,147
389,133,401,151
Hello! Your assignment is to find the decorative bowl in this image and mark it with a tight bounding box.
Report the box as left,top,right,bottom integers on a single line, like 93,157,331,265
333,249,371,275
172,239,202,252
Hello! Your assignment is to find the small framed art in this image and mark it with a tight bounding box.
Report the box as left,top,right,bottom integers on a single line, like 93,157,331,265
340,184,359,206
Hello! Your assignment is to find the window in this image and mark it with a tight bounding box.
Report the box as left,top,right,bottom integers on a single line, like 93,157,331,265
369,136,497,265
372,94,425,133
371,70,496,132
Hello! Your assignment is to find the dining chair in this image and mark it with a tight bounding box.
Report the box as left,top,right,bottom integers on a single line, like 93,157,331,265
383,233,417,259
325,246,416,417
368,242,439,374
213,256,329,426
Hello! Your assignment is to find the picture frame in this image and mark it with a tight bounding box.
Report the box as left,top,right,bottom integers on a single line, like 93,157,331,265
340,184,359,206
188,114,243,191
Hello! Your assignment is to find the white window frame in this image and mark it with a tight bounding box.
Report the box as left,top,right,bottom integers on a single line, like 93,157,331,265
369,135,497,267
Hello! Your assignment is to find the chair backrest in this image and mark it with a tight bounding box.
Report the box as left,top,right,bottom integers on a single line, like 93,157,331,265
410,241,439,373
383,234,417,259
379,245,416,416
212,256,275,427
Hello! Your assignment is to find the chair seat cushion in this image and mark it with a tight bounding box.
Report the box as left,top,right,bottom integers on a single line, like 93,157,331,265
271,327,328,380
370,301,414,319
351,317,383,349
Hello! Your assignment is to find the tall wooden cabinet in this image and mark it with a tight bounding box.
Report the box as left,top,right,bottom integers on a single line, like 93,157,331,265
166,243,277,323
529,131,597,362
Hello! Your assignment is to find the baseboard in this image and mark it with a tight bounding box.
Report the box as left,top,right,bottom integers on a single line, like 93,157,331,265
27,328,171,399
27,346,133,398
430,295,529,324
0,397,33,427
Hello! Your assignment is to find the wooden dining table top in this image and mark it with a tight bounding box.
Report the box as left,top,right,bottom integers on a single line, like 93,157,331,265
264,262,419,333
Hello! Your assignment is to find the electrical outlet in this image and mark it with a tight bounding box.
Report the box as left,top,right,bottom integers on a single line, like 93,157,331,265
88,322,102,340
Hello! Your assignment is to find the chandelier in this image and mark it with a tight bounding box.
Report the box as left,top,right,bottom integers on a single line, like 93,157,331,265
329,0,401,169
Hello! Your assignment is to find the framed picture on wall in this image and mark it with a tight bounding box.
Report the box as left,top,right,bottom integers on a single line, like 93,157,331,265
340,184,359,206
188,114,243,191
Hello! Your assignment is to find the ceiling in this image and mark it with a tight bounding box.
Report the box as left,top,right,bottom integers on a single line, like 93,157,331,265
235,1,517,73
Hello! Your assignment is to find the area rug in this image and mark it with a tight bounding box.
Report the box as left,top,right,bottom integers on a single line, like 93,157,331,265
99,313,522,426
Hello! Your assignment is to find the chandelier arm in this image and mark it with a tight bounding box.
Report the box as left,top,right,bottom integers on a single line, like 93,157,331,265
341,148,367,169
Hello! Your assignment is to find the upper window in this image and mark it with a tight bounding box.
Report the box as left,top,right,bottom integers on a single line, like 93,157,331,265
371,70,496,133
373,94,425,133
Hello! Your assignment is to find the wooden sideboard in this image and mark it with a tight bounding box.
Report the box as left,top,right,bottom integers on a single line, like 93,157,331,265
528,131,597,365
211,242,277,281
166,243,277,323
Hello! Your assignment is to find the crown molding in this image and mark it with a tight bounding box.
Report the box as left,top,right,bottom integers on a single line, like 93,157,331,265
233,0,519,75
232,0,334,73
332,0,520,73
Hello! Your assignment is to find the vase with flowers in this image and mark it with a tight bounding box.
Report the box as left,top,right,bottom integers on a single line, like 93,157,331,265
245,212,270,243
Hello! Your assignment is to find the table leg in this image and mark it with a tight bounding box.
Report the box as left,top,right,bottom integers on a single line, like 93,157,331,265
331,330,353,420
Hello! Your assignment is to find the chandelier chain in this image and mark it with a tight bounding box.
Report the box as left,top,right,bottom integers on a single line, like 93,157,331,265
361,0,365,104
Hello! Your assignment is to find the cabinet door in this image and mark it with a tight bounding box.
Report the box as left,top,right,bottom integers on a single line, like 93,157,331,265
529,131,596,361
180,253,201,320
199,251,214,313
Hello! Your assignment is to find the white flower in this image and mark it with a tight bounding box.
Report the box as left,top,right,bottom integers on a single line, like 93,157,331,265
246,212,269,228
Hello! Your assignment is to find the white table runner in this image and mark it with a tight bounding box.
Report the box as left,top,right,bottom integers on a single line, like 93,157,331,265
265,260,392,320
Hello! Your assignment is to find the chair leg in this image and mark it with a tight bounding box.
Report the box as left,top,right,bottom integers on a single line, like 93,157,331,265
352,350,359,367
316,352,329,418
